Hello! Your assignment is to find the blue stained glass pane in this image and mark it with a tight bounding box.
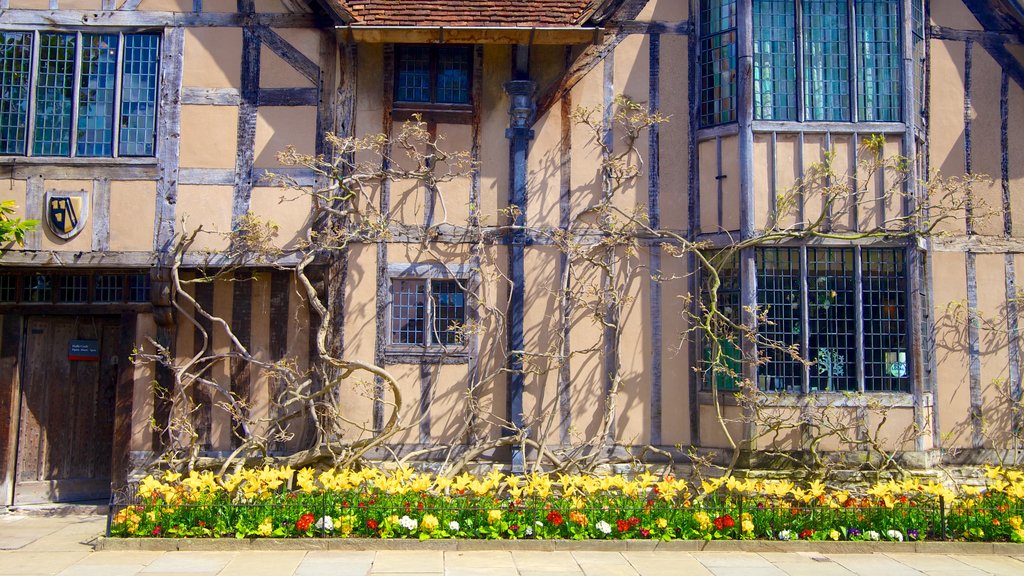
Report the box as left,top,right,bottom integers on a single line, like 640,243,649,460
119,34,159,156
0,32,32,155
802,0,850,121
76,33,119,157
33,33,75,157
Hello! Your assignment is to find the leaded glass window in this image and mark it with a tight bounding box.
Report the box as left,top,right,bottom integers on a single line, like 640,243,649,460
700,251,742,390
0,30,160,158
0,270,151,304
389,276,468,348
856,0,901,121
756,247,803,391
807,247,856,391
395,45,472,106
753,0,797,120
803,0,851,121
0,32,33,155
862,248,907,391
699,0,737,126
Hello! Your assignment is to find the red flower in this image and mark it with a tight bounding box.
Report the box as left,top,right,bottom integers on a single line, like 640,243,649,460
639,528,651,538
799,529,814,539
722,515,735,528
616,519,630,533
367,519,379,530
358,501,367,509
152,525,162,536
546,510,564,526
628,516,640,527
417,501,425,512
296,513,316,532
713,517,725,531
197,521,206,527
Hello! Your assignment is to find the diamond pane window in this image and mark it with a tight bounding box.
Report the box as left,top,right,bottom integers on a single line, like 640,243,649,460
77,34,119,157
33,33,76,157
395,45,471,106
802,0,850,121
0,32,33,155
119,34,159,156
753,0,797,120
856,0,902,121
699,0,737,126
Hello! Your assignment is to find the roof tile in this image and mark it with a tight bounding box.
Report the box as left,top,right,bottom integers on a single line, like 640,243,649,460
331,0,596,27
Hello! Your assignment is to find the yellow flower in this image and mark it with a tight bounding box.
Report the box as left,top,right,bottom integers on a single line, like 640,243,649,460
257,517,273,537
487,509,503,525
655,517,668,529
830,529,840,541
695,511,712,531
742,520,754,533
339,515,356,536
296,468,317,493
1009,516,1022,530
421,514,439,532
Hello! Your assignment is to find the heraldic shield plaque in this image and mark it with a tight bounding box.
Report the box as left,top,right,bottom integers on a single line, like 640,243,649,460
45,189,89,240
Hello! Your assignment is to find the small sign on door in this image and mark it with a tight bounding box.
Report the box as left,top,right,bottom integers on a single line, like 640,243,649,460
69,339,100,361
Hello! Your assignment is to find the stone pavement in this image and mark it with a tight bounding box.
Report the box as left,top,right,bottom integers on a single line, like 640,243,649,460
4,513,1024,576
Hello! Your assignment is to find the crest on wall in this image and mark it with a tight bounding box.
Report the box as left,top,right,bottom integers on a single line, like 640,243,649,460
45,189,89,240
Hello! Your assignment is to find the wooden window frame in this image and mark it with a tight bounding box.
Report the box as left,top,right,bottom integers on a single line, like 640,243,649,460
390,44,475,124
383,263,471,364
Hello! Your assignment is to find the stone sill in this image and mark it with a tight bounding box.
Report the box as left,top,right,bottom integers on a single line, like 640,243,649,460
95,537,1024,554
698,391,927,408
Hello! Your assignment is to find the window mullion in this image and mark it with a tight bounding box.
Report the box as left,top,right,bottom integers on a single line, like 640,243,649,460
848,0,859,123
800,245,810,393
424,279,434,347
854,246,866,392
69,31,83,158
112,32,125,158
795,0,804,122
25,30,40,157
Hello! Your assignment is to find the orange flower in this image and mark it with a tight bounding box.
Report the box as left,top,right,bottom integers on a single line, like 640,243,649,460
568,511,588,526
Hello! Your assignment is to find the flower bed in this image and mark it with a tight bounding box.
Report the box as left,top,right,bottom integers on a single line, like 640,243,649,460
108,465,1024,542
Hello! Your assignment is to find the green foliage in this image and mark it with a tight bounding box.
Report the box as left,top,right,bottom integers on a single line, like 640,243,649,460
0,200,37,249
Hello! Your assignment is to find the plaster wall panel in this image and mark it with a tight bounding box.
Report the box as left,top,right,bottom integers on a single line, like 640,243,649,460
699,404,743,449
109,180,157,252
183,28,243,89
801,134,825,228
969,49,1004,237
282,271,310,450
383,363,421,445
829,135,855,232
480,45,511,225
249,185,311,250
659,34,689,232
929,0,982,30
719,134,740,232
0,180,27,222
751,406,802,451
1011,82,1024,238
928,40,967,237
528,101,564,230
434,123,473,226
613,245,652,445
636,0,689,21
569,64,605,224
339,244,376,439
477,245,509,440
254,0,290,12
173,278,195,443
180,105,240,169
249,272,272,440
932,250,972,449
203,0,239,12
612,34,650,215
354,44,384,212
254,106,317,167
58,0,101,8
869,407,918,452
39,179,93,252
274,28,321,62
753,134,772,231
175,185,233,251
210,277,234,451
260,46,315,89
659,253,690,445
976,253,1011,447
698,138,718,233
881,137,902,229
522,246,562,445
7,0,50,8
137,0,192,11
568,260,607,440
431,363,471,444
773,133,800,230
131,313,157,452
530,45,568,100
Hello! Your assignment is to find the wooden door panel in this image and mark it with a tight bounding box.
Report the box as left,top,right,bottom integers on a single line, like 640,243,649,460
14,316,120,504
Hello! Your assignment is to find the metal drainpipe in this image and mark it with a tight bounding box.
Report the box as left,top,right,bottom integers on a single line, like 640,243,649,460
504,46,536,473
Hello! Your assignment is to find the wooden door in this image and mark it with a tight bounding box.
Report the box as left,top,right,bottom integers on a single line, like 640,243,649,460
14,316,120,504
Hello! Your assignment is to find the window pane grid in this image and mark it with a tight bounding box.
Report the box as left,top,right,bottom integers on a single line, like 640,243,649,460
2,270,150,303
911,0,925,126
33,32,75,157
435,47,470,104
862,248,908,392
756,247,803,391
0,31,33,155
22,273,52,302
753,0,797,120
856,0,901,121
701,252,742,390
119,34,159,156
0,273,16,302
431,280,466,345
700,0,737,126
94,273,125,302
128,273,150,302
807,247,856,391
76,33,119,157
396,46,431,103
802,0,850,121
58,273,89,303
392,279,427,345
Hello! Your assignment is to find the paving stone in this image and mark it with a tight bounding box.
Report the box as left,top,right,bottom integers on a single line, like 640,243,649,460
444,551,516,575
370,551,444,573
883,553,976,572
512,551,581,573
295,551,375,576
217,551,306,576
570,552,638,576
622,552,712,576
824,554,926,576
54,565,145,576
0,551,91,575
948,555,1024,576
139,552,236,573
76,552,164,566
769,561,857,576
694,552,778,568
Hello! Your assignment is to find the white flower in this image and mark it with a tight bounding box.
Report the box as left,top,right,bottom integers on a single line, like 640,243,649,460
448,520,460,531
314,516,334,531
886,529,903,542
595,520,612,535
778,530,793,541
535,521,544,527
399,515,418,531
525,526,534,536
866,530,880,541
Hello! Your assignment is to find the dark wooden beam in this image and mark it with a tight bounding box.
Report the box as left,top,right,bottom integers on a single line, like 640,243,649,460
110,312,137,490
230,27,261,232
154,27,185,253
0,314,23,506
230,271,252,449
255,25,320,85
193,279,214,451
